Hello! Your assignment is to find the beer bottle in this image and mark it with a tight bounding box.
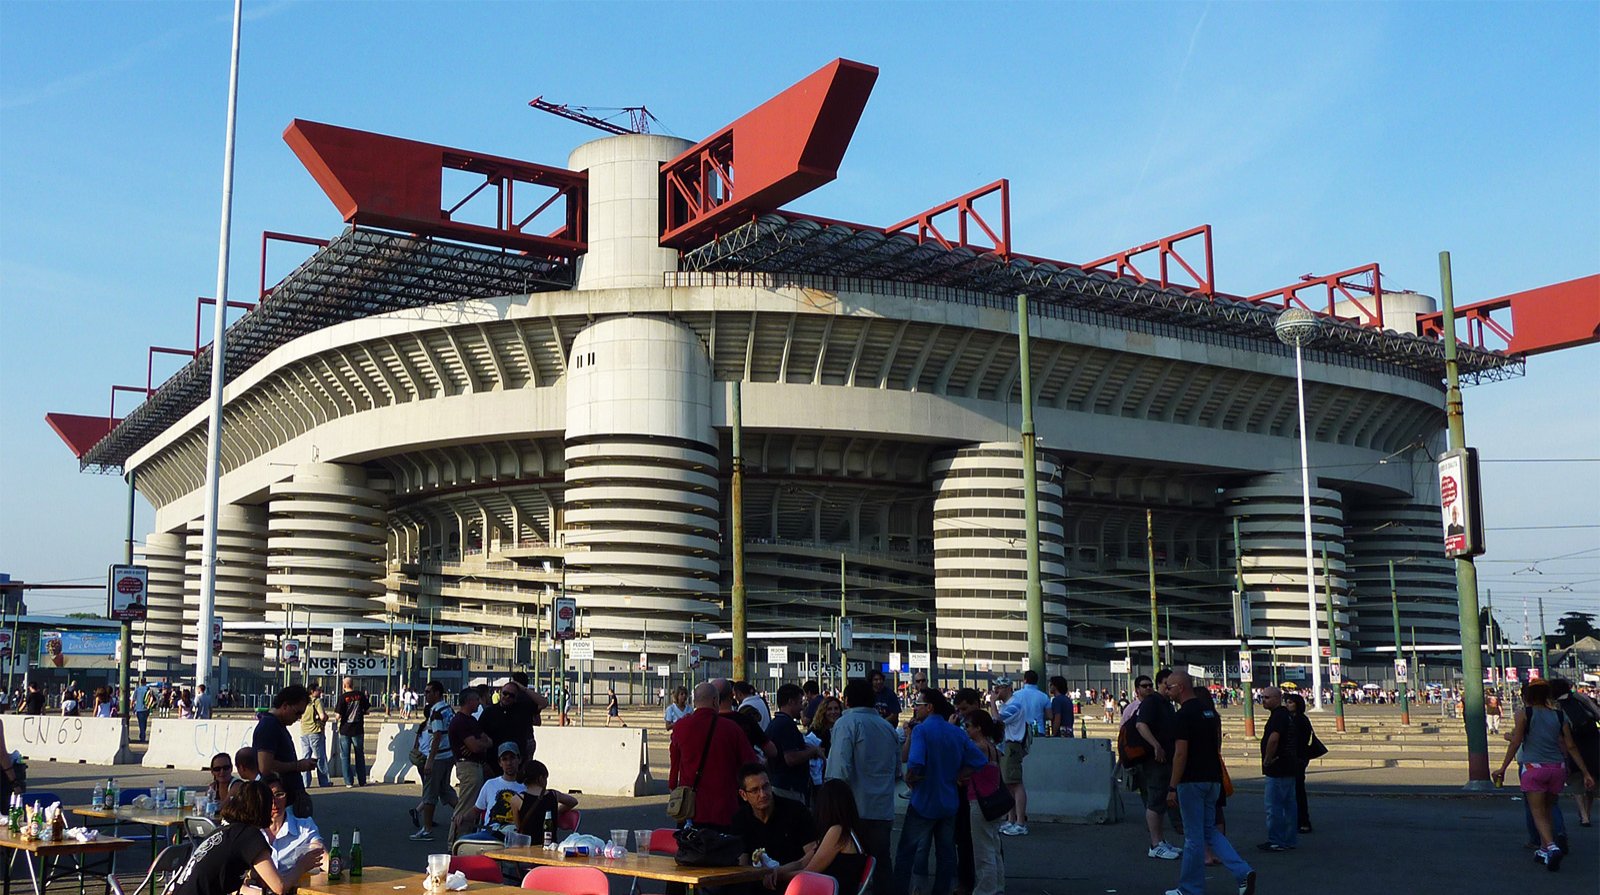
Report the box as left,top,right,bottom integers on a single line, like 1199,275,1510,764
349,829,363,879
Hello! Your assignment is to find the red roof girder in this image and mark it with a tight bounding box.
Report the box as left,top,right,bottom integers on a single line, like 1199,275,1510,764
1416,274,1600,356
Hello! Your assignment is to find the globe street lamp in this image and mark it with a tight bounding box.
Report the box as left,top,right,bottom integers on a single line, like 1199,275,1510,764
1274,307,1325,710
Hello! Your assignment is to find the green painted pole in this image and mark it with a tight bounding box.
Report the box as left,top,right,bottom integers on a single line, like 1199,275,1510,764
1325,546,1345,732
1146,509,1159,675
1235,518,1255,737
1439,251,1491,788
1391,561,1410,725
1017,294,1045,675
730,380,747,683
839,554,848,686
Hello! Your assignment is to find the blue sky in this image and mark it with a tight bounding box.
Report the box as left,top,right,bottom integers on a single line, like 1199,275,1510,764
2,1,1595,639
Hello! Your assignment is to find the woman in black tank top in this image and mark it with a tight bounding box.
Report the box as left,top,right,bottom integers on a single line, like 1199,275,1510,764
765,779,869,894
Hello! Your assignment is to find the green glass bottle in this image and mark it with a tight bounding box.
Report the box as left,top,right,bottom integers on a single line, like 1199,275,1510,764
327,830,343,882
349,829,363,879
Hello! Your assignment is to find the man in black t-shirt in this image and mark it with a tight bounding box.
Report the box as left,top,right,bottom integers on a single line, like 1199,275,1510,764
715,679,777,762
1258,686,1300,851
1168,670,1253,895
335,678,370,787
1134,670,1180,860
253,685,317,817
730,764,816,865
765,684,823,802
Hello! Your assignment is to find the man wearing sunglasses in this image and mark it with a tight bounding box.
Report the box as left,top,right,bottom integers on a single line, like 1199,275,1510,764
894,688,987,895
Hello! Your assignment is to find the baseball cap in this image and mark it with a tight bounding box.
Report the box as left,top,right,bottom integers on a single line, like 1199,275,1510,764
497,742,521,757
992,676,1014,687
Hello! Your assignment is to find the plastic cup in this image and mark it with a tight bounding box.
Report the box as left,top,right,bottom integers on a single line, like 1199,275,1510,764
635,829,654,853
610,828,628,849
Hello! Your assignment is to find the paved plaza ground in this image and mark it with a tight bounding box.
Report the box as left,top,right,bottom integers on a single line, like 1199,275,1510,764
25,703,1598,895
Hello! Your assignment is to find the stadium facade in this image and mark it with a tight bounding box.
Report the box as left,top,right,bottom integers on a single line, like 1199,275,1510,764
48,60,1517,686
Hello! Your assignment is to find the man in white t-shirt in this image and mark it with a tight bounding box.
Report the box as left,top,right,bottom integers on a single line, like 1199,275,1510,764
459,742,527,842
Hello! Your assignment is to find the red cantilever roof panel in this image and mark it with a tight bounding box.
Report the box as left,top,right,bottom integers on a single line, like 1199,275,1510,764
283,119,587,255
660,59,879,248
45,413,122,459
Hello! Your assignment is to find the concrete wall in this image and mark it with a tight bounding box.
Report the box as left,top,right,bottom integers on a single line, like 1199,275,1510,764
373,723,654,796
3,715,130,765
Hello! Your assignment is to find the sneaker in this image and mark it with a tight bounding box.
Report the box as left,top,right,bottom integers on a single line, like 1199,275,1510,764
1165,889,1185,895
1237,870,1257,895
1542,844,1563,872
1147,842,1180,860
1012,824,1028,836
1255,842,1290,852
409,829,434,841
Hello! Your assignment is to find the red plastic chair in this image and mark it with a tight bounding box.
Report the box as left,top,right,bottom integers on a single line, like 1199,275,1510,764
854,857,876,895
783,872,839,895
646,827,679,855
451,855,502,884
521,866,609,895
557,808,582,832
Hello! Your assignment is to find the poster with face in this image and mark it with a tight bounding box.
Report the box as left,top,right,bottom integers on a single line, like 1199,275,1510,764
38,630,120,668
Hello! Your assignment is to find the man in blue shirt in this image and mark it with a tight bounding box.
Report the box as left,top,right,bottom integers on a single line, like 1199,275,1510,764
894,688,987,895
995,671,1050,836
131,679,152,742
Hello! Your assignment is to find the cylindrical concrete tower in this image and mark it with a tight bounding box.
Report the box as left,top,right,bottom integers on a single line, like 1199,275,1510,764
567,134,694,291
562,316,719,664
136,531,186,670
1222,474,1350,663
183,505,267,670
930,443,1069,675
1345,500,1459,649
267,462,387,625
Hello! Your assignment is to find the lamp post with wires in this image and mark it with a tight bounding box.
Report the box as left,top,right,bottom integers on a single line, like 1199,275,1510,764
1274,307,1325,710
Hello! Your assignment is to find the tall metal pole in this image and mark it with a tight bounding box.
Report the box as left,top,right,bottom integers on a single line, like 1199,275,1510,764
119,471,135,730
1294,342,1323,709
1438,251,1491,788
195,0,243,695
1235,518,1255,737
1146,509,1159,674
730,381,748,682
1017,294,1045,675
1164,607,1173,669
838,554,848,685
1391,561,1410,725
1324,547,1345,732
1538,597,1549,678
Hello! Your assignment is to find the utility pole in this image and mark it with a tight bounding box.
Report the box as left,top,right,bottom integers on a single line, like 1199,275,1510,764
1146,509,1159,674
1235,518,1255,737
730,381,747,682
1324,546,1345,732
838,554,848,686
1164,607,1173,669
118,470,136,743
1439,251,1491,789
1017,294,1045,675
1538,597,1549,678
1391,560,1410,726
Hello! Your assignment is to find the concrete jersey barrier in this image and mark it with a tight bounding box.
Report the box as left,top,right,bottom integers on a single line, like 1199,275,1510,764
142,718,262,771
3,715,130,765
1022,737,1121,824
374,722,654,796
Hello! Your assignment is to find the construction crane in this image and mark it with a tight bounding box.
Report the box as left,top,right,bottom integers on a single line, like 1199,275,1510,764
529,96,659,135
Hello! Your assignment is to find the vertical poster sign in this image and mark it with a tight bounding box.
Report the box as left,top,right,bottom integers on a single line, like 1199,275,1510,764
107,564,149,621
1439,448,1485,558
552,596,578,641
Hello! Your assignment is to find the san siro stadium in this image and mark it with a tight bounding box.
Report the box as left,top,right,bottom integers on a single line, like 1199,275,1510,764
47,60,1516,691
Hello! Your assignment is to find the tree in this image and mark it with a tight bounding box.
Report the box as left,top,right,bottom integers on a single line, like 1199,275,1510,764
1549,611,1598,649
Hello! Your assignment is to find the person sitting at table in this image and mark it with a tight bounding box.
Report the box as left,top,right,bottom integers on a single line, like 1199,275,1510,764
763,779,868,893
732,763,816,868
204,752,237,803
169,780,323,895
235,747,260,785
261,774,325,891
512,759,579,840
458,742,527,842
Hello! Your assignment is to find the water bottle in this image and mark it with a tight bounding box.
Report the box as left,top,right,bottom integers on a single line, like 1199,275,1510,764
327,831,343,881
349,829,363,879
91,781,105,810
155,780,167,808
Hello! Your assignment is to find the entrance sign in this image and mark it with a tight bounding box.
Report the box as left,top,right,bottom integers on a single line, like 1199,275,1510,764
306,655,394,676
568,639,595,661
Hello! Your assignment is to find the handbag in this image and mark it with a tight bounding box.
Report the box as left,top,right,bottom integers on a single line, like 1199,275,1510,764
1220,760,1235,799
673,825,745,867
666,715,720,822
1305,734,1329,761
974,764,1014,822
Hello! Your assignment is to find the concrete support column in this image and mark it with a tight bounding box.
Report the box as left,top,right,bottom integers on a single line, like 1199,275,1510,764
184,505,267,671
136,531,186,666
267,462,387,626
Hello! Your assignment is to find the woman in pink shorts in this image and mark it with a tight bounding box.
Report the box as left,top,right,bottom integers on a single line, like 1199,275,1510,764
1494,680,1595,872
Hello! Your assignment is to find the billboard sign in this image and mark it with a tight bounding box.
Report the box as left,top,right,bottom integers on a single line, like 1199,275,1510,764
282,638,301,667
39,630,120,669
1238,652,1254,682
552,597,577,641
1394,658,1408,683
107,564,149,622
1439,448,1485,558
0,630,11,660
212,619,224,653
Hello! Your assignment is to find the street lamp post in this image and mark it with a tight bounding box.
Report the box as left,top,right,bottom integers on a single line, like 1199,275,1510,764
1274,307,1324,710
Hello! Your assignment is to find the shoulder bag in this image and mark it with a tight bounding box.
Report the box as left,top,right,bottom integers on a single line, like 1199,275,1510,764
673,825,745,867
973,761,1014,822
666,715,719,822
1117,714,1148,768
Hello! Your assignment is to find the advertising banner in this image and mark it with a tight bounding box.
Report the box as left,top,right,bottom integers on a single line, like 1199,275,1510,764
1439,448,1485,558
1394,658,1408,683
39,630,120,669
107,564,148,622
552,597,577,641
1239,652,1254,682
